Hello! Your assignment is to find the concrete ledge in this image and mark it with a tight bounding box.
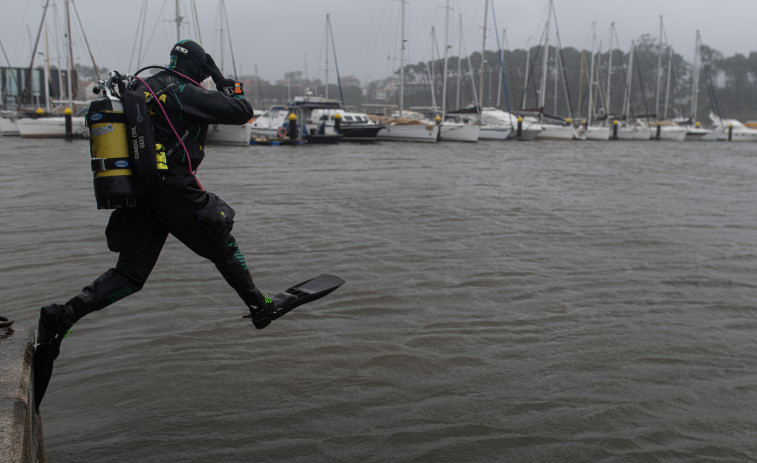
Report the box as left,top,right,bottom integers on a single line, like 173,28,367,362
0,325,45,463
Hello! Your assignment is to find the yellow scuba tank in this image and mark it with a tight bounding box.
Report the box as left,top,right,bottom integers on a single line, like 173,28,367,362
87,71,163,209
88,96,137,209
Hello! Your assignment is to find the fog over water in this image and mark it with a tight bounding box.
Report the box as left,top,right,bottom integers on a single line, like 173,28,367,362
2,0,756,83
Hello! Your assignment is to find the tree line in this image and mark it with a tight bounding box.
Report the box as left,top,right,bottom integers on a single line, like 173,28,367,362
74,39,756,123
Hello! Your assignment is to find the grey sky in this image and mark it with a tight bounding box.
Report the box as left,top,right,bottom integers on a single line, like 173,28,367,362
2,0,755,85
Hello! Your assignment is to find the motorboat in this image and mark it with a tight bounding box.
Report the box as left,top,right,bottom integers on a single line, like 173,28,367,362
250,106,291,141
206,122,252,146
705,112,757,142
309,108,383,142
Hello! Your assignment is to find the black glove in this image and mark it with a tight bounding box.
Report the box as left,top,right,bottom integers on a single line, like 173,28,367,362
204,53,225,84
216,79,244,96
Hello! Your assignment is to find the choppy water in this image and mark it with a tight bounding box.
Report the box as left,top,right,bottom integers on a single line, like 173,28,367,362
3,136,757,462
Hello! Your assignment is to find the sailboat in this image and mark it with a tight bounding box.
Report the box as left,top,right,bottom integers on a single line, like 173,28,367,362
375,0,440,143
648,16,686,141
16,0,87,138
204,0,251,146
678,30,710,140
583,22,610,141
532,0,583,141
615,40,651,140
438,2,479,142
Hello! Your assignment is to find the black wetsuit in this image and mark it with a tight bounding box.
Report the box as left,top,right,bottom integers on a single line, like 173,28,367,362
65,71,266,320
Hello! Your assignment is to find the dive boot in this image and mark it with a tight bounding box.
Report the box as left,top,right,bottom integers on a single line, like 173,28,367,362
247,293,275,329
34,304,76,410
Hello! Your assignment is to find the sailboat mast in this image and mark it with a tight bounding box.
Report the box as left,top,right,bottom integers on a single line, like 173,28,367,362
521,43,530,110
655,15,663,120
587,22,596,126
175,0,183,42
428,27,438,112
441,0,450,118
690,30,701,123
663,46,672,120
66,0,74,105
497,29,504,106
44,25,51,111
478,0,488,108
325,14,329,100
624,41,635,122
220,8,225,75
456,14,462,110
400,0,406,116
538,2,551,114
606,23,614,117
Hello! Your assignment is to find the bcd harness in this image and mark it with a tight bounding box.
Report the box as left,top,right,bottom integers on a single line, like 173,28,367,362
87,74,182,209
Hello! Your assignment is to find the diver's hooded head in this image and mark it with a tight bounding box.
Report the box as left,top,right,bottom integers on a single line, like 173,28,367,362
169,39,209,82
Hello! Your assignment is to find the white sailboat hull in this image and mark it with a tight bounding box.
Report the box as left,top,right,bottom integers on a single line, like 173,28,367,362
378,124,439,142
656,126,687,141
616,126,652,140
439,122,479,142
17,116,85,138
584,126,611,141
0,116,19,136
535,124,580,141
478,126,511,140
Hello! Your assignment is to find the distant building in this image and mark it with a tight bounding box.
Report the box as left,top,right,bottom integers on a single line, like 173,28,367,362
1,66,78,110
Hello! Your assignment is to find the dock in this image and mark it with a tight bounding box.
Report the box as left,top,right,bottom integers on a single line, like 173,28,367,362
0,321,45,462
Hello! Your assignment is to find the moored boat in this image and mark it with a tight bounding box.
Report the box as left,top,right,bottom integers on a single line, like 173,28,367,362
206,122,252,146
0,112,19,136
371,111,440,143
16,114,86,138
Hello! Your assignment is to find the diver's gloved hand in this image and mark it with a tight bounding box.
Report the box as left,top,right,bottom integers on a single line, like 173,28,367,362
216,79,244,97
204,53,225,84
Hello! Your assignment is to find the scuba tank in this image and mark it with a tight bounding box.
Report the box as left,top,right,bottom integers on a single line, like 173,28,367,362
88,93,136,209
87,72,162,209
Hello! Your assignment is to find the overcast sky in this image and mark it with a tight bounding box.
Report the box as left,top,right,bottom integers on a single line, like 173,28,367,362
2,0,756,85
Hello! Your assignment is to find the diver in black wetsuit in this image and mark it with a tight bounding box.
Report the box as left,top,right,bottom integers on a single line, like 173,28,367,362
34,40,273,408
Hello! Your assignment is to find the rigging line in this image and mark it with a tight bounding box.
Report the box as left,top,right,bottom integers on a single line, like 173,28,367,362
550,1,574,119
633,45,651,120
327,15,344,106
70,0,100,81
128,0,147,71
192,0,203,46
0,39,20,89
222,0,237,79
143,0,169,68
458,16,478,111
19,0,51,106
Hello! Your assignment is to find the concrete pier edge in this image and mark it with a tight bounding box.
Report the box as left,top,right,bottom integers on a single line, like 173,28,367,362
0,324,45,463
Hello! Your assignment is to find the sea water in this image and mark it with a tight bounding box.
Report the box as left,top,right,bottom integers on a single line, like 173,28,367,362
2,137,757,462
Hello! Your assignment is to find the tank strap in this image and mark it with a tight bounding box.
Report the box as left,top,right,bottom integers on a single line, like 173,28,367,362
144,81,179,105
95,111,125,124
91,157,131,172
